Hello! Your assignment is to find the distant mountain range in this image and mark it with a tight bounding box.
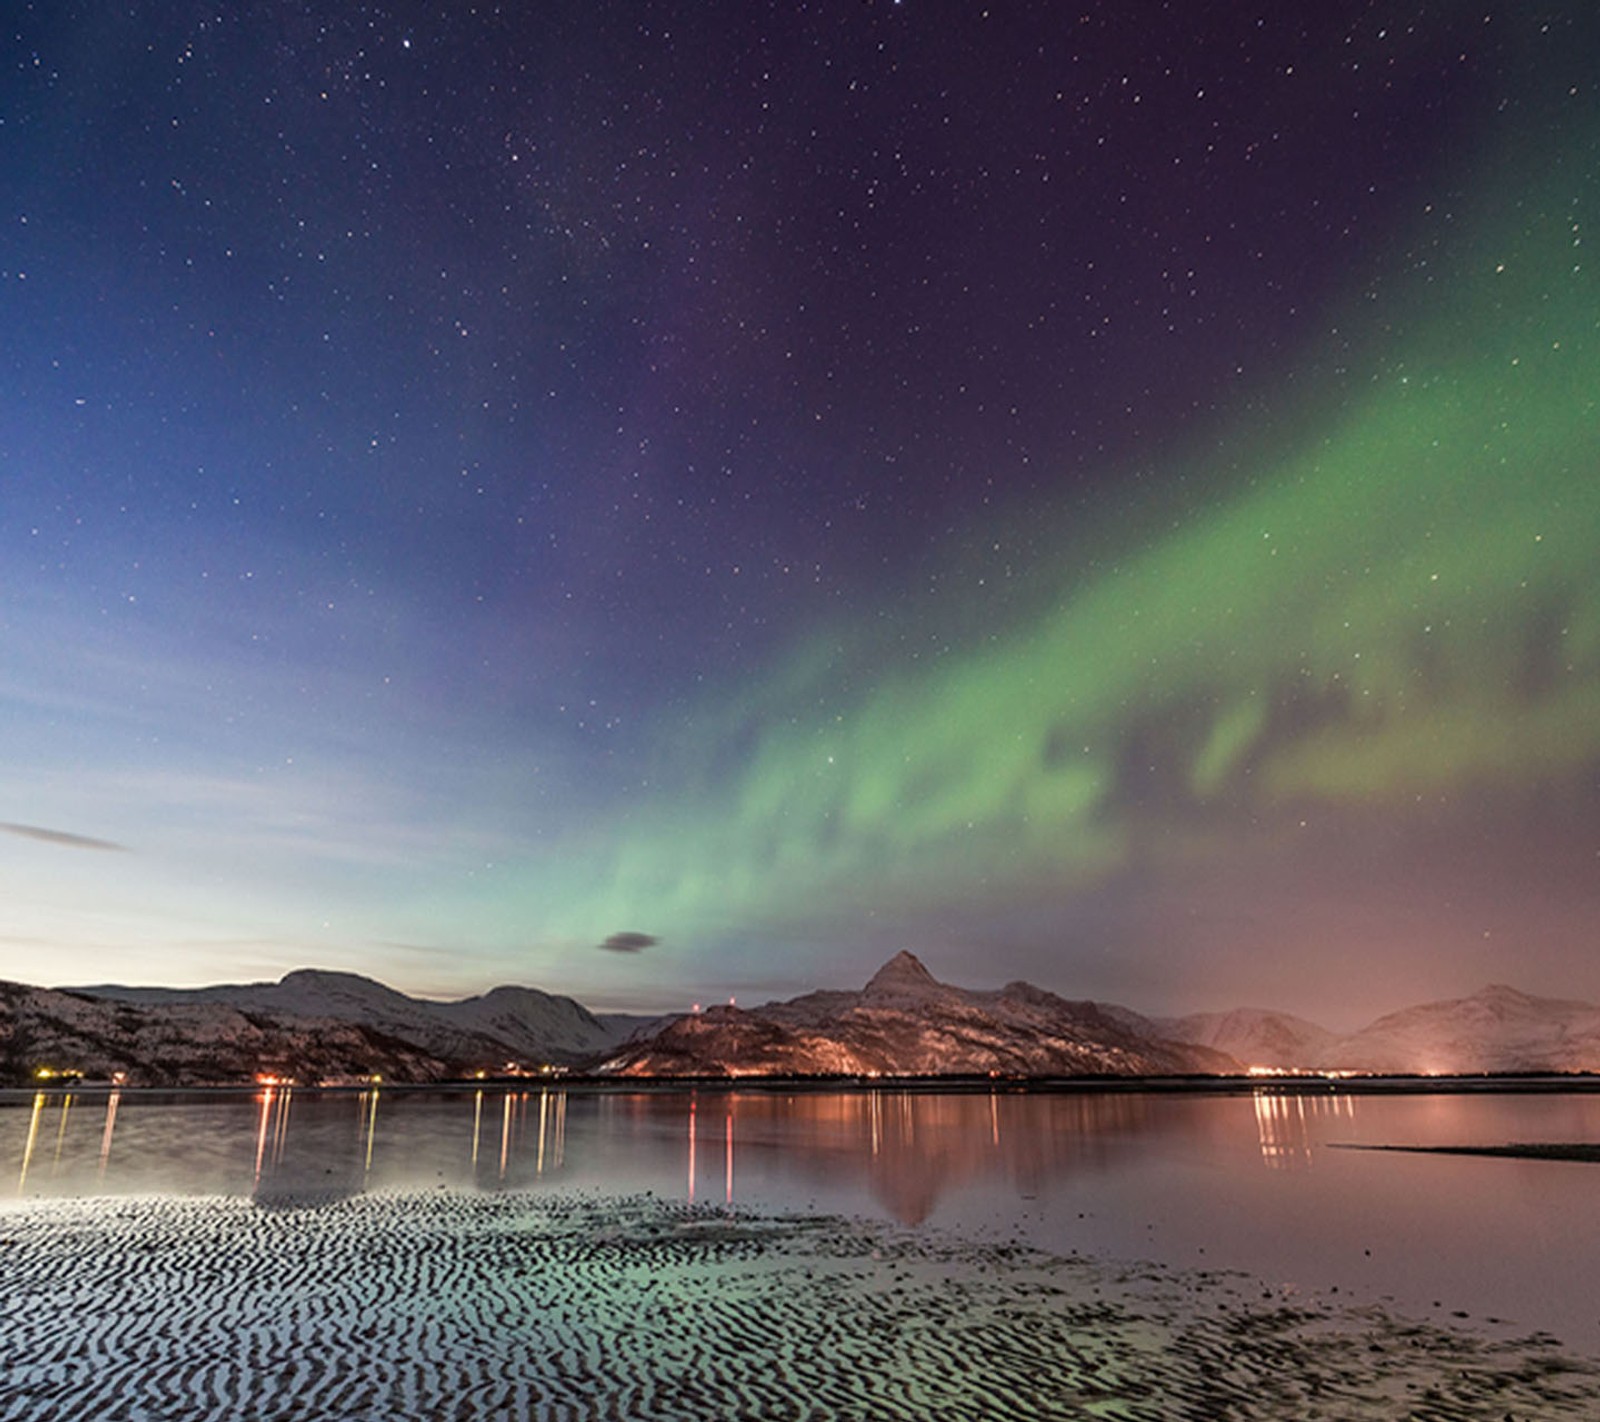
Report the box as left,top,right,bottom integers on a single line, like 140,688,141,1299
598,955,1600,1079
4,955,1599,1086
0,971,652,1087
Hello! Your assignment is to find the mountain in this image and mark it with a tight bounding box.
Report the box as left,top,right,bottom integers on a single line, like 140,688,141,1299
599,951,1238,1077
74,969,646,1069
10,960,1600,1086
5,971,652,1086
1152,1007,1340,1070
0,980,453,1087
1314,984,1600,1075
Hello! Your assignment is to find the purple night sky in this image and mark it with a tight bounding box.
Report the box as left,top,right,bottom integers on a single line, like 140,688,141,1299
3,3,1598,1021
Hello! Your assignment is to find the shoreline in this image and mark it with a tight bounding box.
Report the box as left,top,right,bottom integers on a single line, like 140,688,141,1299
3,1189,1599,1420
8,1071,1600,1099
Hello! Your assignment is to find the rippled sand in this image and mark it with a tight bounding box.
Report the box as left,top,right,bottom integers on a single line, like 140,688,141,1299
1,1190,1596,1420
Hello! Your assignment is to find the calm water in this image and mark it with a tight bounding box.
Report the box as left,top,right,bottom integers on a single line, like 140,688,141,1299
4,1083,1599,1352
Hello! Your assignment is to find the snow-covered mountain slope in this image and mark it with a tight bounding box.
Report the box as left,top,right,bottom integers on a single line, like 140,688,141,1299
1,980,450,1086
1314,984,1600,1074
42,970,651,1082
601,951,1238,1077
15,962,1600,1085
1157,1007,1340,1070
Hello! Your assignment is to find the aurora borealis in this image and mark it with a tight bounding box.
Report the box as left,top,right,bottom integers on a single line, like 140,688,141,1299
3,4,1598,1018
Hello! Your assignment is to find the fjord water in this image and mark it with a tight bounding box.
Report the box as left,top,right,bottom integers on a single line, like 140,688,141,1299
4,1084,1598,1353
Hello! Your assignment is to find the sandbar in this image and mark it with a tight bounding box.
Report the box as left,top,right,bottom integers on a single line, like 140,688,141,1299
1333,1141,1600,1163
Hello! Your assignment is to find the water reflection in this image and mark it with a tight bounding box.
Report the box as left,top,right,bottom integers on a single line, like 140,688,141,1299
866,1090,1151,1222
362,1088,379,1175
583,1087,1182,1222
1252,1088,1358,1170
253,1086,292,1185
680,1088,1170,1223
51,1093,73,1170
0,1083,1571,1219
5,1085,1171,1217
16,1092,45,1194
97,1090,120,1181
499,1091,512,1179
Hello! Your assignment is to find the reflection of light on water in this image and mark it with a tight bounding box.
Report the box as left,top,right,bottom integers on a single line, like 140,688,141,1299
990,1089,1000,1148
869,1090,882,1157
532,1088,567,1176
51,1095,73,1173
254,1086,295,1185
17,1093,45,1194
725,1108,734,1205
97,1091,120,1181
687,1095,697,1203
275,1088,293,1166
1252,1089,1357,1169
362,1088,379,1174
498,1092,512,1180
253,1087,274,1186
471,1089,483,1168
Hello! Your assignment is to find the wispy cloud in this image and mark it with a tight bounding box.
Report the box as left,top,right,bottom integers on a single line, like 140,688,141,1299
1,822,126,852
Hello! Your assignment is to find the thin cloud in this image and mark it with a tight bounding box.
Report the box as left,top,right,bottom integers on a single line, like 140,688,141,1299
598,931,659,954
1,822,126,852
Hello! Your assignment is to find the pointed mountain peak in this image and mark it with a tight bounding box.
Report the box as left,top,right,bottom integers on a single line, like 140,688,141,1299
864,951,940,995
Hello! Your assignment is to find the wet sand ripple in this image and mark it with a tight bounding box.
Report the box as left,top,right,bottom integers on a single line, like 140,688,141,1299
1,1190,1596,1420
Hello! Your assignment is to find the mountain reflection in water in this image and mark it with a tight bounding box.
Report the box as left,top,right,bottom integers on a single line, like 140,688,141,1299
5,1085,1345,1219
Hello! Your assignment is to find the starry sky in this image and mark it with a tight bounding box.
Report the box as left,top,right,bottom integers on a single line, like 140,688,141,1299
3,2,1597,1021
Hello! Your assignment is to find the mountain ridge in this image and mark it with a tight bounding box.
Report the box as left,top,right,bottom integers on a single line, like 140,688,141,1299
602,953,1242,1078
602,964,1600,1078
6,961,1600,1085
5,971,655,1086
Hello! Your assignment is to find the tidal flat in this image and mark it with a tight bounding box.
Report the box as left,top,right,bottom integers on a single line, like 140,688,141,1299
3,1188,1599,1421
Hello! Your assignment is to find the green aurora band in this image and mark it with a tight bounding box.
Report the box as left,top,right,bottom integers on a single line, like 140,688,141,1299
482,109,1600,967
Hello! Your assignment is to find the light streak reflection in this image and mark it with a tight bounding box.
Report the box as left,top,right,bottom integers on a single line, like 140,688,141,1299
536,1090,549,1175
97,1090,120,1181
17,1093,45,1195
362,1087,379,1174
253,1087,275,1186
51,1094,73,1173
1252,1088,1358,1169
498,1091,512,1180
